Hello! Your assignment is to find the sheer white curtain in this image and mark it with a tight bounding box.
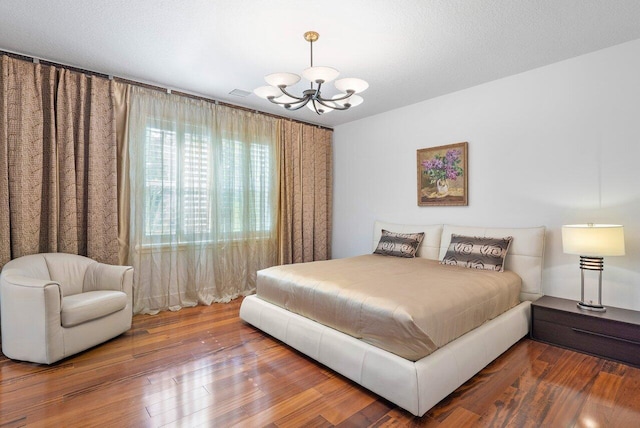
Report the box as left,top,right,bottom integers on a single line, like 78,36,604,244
128,87,278,314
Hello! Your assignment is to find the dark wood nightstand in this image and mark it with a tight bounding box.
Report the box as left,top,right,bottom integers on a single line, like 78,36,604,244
531,295,640,367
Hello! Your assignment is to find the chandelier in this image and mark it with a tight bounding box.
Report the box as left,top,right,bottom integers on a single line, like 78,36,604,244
254,31,368,115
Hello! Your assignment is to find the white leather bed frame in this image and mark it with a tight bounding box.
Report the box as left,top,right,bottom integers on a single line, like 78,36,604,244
240,222,546,416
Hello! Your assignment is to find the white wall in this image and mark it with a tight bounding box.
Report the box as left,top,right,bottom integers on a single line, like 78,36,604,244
333,38,640,311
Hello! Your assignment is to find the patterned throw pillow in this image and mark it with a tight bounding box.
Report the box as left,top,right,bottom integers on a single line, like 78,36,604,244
373,229,425,258
441,234,513,272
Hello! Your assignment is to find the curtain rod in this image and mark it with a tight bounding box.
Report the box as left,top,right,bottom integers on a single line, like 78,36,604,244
0,50,333,131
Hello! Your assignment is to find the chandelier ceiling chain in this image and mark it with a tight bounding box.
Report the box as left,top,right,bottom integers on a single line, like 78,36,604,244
254,31,369,115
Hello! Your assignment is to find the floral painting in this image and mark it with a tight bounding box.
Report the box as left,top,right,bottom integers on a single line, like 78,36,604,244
417,142,468,206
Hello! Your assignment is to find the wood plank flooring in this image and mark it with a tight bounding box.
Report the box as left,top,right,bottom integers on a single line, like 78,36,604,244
1,297,640,427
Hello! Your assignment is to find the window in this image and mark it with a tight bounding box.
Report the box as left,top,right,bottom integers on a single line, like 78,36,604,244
143,122,274,243
219,139,272,236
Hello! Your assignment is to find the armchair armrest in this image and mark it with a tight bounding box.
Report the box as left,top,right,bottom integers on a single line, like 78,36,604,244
83,263,133,297
0,274,64,364
2,274,60,290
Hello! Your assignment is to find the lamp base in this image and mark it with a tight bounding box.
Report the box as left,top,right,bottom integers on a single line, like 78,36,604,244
577,301,606,312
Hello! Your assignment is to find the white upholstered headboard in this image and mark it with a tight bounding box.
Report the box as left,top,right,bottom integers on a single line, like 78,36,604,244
372,221,546,301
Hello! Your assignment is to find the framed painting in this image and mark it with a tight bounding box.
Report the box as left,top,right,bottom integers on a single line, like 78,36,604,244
417,142,468,206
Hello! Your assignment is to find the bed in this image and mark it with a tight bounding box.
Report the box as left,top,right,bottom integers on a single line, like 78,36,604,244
240,221,546,416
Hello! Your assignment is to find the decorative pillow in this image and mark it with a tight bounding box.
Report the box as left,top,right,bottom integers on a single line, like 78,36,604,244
373,229,425,258
440,234,513,272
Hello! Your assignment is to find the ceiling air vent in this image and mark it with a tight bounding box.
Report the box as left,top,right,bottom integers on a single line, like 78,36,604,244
229,89,252,97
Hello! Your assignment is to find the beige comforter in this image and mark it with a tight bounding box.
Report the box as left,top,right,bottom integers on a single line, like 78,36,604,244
256,254,521,361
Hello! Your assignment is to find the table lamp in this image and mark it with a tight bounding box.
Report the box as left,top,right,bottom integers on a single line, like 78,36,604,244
562,224,625,312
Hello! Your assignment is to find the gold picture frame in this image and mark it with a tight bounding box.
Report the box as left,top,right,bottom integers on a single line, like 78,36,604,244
417,142,468,206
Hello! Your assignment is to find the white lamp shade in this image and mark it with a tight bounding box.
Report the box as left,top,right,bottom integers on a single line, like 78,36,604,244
254,86,282,99
562,224,625,256
265,72,301,87
302,66,339,83
335,77,369,94
332,93,363,108
307,100,334,114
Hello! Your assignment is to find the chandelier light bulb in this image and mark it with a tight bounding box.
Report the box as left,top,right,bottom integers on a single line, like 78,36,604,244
302,66,340,84
335,78,369,94
332,93,363,108
265,72,301,88
254,86,283,100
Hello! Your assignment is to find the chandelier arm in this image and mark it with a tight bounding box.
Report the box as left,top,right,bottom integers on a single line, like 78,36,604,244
310,99,321,115
268,97,305,106
315,98,350,111
284,98,312,111
267,93,308,107
323,90,355,102
278,87,307,102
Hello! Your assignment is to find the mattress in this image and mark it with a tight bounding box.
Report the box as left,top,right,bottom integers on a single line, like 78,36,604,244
256,254,522,361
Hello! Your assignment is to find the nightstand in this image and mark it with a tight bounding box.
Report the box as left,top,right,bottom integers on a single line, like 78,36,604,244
531,295,640,367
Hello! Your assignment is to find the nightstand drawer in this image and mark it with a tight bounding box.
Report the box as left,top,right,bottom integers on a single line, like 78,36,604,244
533,306,640,344
532,318,640,367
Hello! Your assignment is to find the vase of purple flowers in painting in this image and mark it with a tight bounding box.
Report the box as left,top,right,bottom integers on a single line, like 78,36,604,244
436,178,449,194
422,149,464,196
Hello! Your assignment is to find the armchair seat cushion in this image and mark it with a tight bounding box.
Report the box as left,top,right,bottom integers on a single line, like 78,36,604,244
61,290,128,328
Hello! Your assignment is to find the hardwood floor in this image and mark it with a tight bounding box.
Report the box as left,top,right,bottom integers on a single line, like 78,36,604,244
1,298,640,427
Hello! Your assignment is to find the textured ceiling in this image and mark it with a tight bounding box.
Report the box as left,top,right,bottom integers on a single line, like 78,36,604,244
1,1,640,127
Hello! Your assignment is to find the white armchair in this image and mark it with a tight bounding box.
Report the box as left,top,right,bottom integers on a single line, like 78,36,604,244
0,253,133,364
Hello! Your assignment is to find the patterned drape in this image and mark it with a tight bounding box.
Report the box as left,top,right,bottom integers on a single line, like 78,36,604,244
278,120,333,264
0,56,118,267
